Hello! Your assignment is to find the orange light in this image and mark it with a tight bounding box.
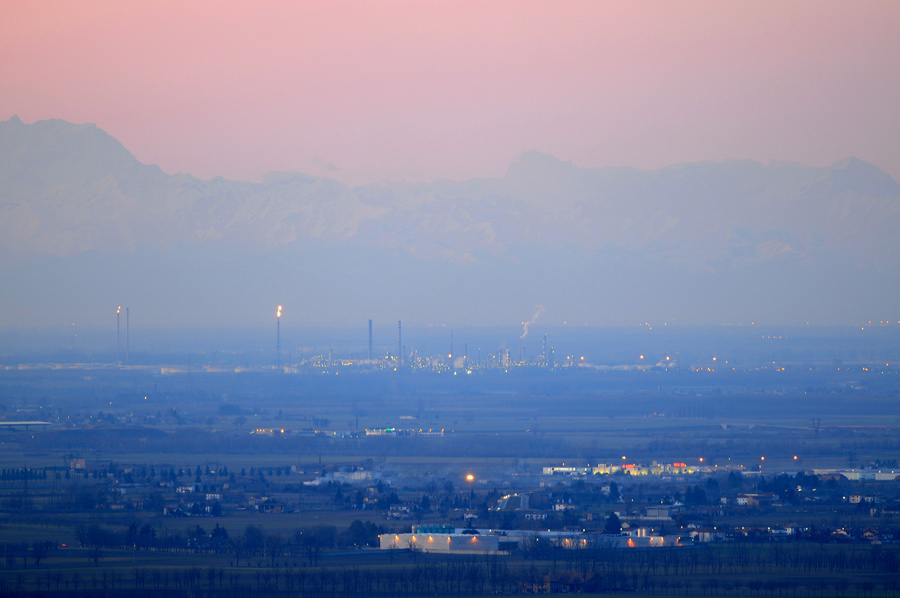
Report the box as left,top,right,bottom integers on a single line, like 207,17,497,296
466,474,475,482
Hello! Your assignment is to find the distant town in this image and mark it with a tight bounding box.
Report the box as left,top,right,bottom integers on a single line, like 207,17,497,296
0,326,898,596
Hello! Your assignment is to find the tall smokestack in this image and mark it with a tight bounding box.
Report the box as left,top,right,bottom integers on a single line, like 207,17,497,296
368,319,373,361
126,307,130,363
116,306,121,365
276,305,283,370
398,321,402,367
449,330,454,360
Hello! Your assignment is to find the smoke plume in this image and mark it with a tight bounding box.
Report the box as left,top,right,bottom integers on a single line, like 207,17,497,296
520,305,545,339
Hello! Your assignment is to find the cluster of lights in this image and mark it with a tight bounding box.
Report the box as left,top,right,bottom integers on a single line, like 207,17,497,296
224,306,900,375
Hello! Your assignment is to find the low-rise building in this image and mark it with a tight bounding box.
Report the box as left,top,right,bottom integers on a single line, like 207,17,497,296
380,532,501,554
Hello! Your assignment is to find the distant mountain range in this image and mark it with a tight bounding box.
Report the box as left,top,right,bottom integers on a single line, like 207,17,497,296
2,115,899,330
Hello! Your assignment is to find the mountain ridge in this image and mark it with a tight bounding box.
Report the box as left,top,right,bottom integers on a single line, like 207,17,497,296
2,116,899,328
2,115,898,264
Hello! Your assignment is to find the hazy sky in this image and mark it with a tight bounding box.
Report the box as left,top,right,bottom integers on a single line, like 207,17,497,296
3,1,900,185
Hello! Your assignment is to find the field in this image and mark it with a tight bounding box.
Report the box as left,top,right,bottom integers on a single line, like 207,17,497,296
0,353,898,596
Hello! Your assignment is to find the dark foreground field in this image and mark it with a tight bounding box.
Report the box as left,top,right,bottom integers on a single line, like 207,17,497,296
0,524,898,598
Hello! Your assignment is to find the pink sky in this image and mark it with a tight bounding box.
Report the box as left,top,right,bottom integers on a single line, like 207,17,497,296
3,1,899,184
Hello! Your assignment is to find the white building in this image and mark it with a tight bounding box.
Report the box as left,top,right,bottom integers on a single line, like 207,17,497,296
380,532,501,554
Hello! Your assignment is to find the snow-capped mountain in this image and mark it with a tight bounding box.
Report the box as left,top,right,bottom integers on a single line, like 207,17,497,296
2,116,898,328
